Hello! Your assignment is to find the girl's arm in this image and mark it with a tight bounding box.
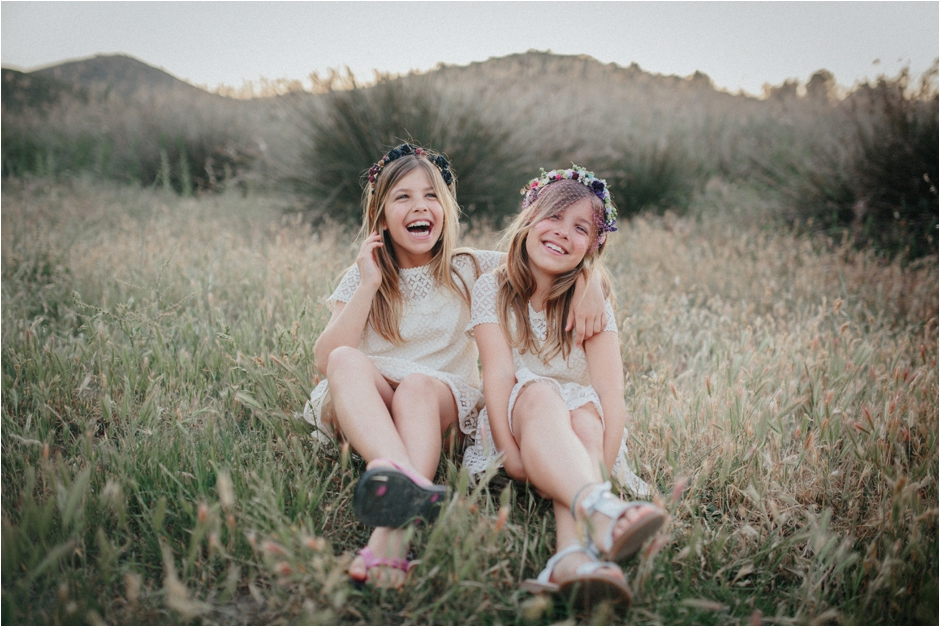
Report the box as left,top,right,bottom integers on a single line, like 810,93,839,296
568,270,608,348
475,322,528,482
584,329,627,473
313,232,384,375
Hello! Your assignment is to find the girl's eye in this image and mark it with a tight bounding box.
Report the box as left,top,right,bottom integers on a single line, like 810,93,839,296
576,225,588,234
549,214,561,220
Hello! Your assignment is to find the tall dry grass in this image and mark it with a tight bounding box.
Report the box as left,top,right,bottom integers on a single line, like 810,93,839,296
4,179,934,624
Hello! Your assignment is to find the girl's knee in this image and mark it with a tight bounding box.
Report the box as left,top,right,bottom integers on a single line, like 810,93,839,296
392,374,437,412
514,381,562,415
326,346,369,377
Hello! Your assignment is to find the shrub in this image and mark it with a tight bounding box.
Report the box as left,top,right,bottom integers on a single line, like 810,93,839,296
288,73,528,227
846,70,939,258
752,67,939,259
597,137,698,217
1,91,255,194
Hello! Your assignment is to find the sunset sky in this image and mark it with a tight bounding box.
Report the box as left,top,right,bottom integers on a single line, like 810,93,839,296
2,1,937,96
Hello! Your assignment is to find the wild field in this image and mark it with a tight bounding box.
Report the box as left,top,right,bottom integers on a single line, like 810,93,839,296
2,177,936,624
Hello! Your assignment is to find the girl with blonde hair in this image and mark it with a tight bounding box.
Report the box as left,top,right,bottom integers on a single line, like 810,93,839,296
464,166,665,607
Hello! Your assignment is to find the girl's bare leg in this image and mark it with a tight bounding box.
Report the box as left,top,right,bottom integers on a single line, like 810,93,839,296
389,373,458,479
513,383,657,566
328,348,457,587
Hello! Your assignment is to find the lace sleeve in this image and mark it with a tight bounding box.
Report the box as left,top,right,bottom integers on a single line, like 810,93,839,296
327,266,361,308
468,272,500,332
471,249,505,274
603,300,618,333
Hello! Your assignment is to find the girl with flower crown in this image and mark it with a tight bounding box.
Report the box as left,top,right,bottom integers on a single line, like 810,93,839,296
304,146,608,588
464,166,665,607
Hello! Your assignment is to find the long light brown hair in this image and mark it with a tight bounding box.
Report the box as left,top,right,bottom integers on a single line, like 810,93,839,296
495,179,613,362
359,154,475,344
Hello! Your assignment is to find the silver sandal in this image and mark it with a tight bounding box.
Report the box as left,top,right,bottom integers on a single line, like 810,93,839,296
520,544,632,608
573,481,667,563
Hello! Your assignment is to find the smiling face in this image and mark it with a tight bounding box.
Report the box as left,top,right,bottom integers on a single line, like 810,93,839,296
379,166,445,268
524,197,596,283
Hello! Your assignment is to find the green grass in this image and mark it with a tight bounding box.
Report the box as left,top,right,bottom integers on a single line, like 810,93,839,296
2,178,937,624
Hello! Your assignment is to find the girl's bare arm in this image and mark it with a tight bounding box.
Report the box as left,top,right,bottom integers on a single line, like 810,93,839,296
584,330,627,473
313,232,384,375
475,322,527,482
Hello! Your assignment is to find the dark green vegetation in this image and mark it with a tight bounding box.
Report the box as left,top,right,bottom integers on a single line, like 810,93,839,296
288,73,527,226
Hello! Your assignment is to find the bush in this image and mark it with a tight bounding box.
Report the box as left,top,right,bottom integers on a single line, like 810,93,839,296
847,70,939,258
597,137,697,217
752,67,939,259
1,92,255,194
289,73,528,227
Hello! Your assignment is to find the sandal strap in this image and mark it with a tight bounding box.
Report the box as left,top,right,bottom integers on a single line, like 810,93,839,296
358,547,411,573
577,481,642,555
534,544,593,584
573,558,622,577
369,458,433,488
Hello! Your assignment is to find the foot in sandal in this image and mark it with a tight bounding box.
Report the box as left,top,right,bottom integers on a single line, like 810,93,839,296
520,544,631,609
348,527,411,589
574,481,667,563
353,458,450,528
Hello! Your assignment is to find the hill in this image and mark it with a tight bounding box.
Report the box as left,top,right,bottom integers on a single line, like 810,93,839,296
28,54,216,100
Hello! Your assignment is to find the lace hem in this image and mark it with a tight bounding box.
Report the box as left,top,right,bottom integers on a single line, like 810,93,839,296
302,359,482,439
461,368,651,497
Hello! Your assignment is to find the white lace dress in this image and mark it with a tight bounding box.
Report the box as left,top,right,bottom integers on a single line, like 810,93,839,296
303,250,502,444
462,272,652,497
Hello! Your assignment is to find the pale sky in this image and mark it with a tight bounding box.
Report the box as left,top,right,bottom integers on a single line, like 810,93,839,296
1,2,937,96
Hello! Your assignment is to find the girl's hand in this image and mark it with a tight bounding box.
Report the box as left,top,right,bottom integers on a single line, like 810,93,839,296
567,271,607,347
357,231,384,291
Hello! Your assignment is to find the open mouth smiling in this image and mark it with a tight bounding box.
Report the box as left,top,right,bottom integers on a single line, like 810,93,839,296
406,220,432,236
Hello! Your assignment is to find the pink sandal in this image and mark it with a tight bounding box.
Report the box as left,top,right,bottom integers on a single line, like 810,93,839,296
350,546,412,585
353,458,450,528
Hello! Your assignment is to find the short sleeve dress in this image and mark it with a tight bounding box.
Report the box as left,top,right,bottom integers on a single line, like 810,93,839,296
461,272,652,497
303,250,503,445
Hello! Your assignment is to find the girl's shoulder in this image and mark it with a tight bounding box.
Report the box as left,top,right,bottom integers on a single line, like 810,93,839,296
453,248,503,275
468,270,501,328
471,269,499,296
328,265,361,307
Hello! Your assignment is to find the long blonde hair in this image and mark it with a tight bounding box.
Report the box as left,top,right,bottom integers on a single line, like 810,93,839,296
495,179,613,362
359,153,475,344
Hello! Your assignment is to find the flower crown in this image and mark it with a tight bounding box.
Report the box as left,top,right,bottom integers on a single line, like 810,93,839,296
367,143,454,189
520,165,617,234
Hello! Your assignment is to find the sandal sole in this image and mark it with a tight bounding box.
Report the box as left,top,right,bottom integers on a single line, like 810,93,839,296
521,576,632,609
606,509,667,563
353,467,449,528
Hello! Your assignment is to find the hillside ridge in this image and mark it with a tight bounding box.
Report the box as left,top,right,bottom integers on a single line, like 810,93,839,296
23,53,215,100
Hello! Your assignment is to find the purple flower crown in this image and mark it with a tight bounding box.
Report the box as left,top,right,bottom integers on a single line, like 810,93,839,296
367,143,454,189
521,165,617,234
